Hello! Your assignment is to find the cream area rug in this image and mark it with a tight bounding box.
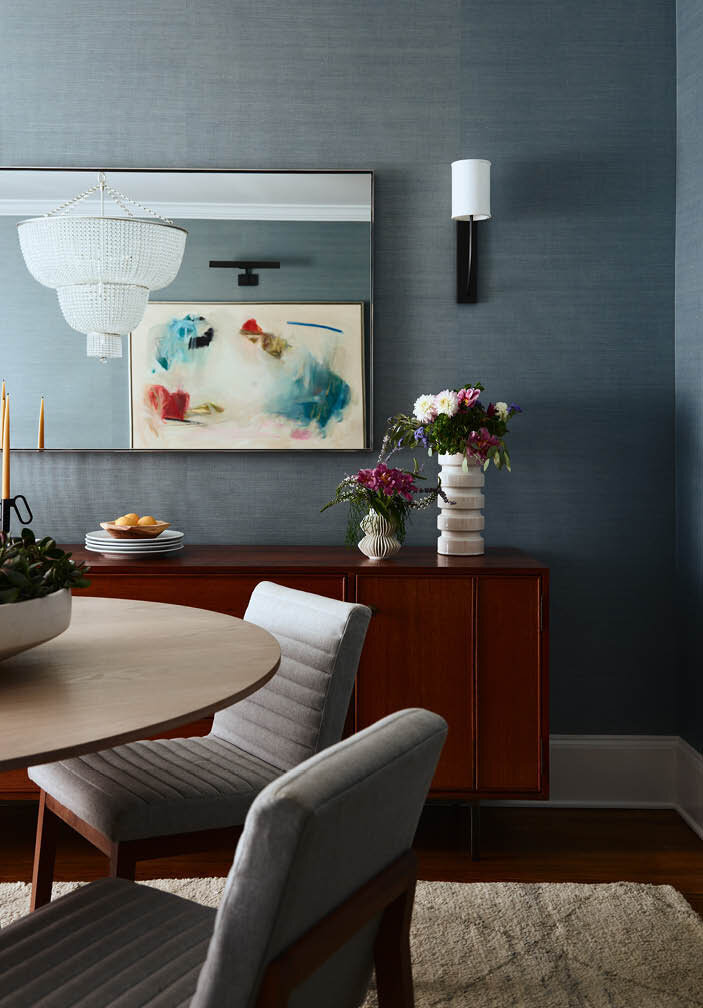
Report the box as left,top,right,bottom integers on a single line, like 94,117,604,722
1,879,702,1007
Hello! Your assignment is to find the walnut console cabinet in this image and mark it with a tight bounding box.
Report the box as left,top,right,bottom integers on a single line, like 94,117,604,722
0,547,549,813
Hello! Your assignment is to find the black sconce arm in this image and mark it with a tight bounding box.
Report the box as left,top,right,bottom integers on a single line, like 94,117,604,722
209,260,281,287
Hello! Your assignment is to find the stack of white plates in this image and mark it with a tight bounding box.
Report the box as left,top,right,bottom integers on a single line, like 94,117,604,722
84,529,185,558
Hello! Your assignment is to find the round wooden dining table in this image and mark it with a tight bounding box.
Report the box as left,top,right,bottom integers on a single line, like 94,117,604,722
0,596,281,772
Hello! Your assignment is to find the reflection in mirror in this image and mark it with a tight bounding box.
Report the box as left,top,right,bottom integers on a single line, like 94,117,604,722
0,170,373,450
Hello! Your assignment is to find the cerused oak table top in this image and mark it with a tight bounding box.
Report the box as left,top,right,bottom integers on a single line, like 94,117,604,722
0,596,281,772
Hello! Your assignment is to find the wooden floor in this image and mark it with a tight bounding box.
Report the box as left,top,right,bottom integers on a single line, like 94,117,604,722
1,802,701,912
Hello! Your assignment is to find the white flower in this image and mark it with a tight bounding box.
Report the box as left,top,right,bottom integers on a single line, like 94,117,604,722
413,394,437,423
495,401,509,421
435,389,459,417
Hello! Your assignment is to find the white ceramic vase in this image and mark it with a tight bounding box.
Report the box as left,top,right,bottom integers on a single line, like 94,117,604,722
0,588,72,662
358,509,401,560
437,452,485,555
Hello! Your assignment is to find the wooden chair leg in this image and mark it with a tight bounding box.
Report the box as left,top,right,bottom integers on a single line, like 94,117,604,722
109,842,136,881
373,879,416,1008
31,791,59,911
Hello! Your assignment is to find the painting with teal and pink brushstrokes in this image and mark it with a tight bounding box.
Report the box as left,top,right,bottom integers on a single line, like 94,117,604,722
129,302,365,450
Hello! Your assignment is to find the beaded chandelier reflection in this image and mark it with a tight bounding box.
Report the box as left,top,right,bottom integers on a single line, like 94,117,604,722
17,172,187,361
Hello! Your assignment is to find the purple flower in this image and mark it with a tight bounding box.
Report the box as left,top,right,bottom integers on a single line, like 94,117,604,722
508,403,522,414
414,426,429,447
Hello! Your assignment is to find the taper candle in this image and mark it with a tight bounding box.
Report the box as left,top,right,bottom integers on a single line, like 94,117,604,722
2,395,9,500
38,396,45,451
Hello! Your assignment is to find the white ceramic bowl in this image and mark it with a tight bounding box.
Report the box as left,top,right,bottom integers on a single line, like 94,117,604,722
0,589,72,662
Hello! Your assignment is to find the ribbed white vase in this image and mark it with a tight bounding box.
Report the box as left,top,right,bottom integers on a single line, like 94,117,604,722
358,510,401,560
437,452,485,555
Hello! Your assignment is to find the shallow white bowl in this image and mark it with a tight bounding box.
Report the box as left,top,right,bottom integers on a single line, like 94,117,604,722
0,589,72,662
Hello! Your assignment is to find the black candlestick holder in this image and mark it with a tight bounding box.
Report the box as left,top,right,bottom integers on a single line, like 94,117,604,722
1,494,33,536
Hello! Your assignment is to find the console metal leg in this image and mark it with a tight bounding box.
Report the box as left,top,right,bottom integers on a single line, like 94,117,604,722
470,801,481,861
457,800,481,859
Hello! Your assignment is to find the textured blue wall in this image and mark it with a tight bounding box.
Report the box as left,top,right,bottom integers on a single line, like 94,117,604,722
676,0,703,752
0,0,676,736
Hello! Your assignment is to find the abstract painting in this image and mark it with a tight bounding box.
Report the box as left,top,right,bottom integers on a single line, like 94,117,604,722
129,302,365,449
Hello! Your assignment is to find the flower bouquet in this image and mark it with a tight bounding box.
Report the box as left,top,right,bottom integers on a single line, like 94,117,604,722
321,463,443,557
381,383,521,471
380,382,522,556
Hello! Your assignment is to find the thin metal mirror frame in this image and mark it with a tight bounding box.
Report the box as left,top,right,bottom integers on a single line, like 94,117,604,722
1,166,374,454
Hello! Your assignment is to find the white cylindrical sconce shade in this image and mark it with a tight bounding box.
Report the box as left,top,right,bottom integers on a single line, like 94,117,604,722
451,159,491,221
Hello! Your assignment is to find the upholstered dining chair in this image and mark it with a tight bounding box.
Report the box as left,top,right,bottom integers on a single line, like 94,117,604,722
0,709,447,1008
28,581,372,909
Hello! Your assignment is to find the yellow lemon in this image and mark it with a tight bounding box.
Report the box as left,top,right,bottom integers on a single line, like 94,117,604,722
138,515,157,526
115,513,139,527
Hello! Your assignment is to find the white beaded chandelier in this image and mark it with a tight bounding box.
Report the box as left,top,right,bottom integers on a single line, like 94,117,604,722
17,172,187,360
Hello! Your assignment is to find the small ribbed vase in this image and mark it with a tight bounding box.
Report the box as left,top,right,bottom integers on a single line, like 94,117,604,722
437,452,485,555
358,510,401,560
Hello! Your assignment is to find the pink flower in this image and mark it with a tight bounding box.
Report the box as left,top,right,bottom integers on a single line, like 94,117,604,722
356,464,417,501
357,467,381,491
457,387,480,408
467,427,502,462
479,426,500,446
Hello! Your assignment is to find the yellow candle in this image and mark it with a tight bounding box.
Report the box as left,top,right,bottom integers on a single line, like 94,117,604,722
38,396,45,451
2,395,9,500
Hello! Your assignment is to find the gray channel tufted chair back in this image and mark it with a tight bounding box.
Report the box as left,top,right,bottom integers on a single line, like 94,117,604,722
212,581,372,771
193,708,448,1008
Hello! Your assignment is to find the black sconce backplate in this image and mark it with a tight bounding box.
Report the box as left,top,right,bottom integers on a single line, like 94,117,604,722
456,219,477,303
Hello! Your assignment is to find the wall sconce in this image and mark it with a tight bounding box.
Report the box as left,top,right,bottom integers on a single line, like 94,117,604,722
209,259,280,286
451,159,491,303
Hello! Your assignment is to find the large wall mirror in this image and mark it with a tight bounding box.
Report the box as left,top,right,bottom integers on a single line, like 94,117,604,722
0,169,373,450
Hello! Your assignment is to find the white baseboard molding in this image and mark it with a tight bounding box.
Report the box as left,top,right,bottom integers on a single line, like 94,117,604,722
676,738,703,840
492,734,703,841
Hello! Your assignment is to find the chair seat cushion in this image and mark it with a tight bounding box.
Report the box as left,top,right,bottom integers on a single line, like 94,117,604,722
28,736,282,842
0,878,215,1007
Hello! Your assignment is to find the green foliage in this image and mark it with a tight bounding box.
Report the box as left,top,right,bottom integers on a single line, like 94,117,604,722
0,528,90,604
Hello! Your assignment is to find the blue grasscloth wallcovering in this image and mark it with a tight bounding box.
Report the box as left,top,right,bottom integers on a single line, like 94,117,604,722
676,0,703,752
0,0,676,736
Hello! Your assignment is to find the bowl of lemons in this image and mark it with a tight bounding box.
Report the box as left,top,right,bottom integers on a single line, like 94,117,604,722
101,514,170,539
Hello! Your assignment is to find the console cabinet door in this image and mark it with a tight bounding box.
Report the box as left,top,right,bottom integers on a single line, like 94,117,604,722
475,576,543,793
355,575,474,792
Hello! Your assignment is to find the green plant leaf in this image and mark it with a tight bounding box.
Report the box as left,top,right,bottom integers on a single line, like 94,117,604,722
0,528,90,604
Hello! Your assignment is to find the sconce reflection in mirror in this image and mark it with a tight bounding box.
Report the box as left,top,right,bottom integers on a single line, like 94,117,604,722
209,260,281,287
451,159,491,304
